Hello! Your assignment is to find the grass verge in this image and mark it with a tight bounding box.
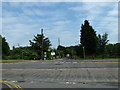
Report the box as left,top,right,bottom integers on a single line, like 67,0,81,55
0,60,40,63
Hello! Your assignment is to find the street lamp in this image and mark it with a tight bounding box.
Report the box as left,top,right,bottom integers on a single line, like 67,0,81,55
83,46,85,59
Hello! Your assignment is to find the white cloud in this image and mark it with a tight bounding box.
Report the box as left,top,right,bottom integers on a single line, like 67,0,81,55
22,7,51,17
2,10,68,49
2,0,119,2
69,2,111,23
45,20,80,48
53,20,71,26
2,15,43,49
107,3,118,17
69,2,118,44
2,2,119,49
95,4,118,43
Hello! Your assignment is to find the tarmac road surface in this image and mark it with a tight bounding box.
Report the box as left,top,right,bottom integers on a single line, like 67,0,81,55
1,58,120,89
0,80,23,90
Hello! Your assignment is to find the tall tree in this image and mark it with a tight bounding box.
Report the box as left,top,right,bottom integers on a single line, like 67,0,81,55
0,35,10,57
29,34,51,59
97,33,109,58
80,20,97,56
0,35,2,59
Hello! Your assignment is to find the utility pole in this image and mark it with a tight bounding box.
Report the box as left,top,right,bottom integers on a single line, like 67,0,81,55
41,28,44,60
83,46,85,59
58,38,61,58
58,37,60,46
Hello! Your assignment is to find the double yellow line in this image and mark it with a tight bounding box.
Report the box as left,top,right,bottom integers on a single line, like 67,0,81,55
0,80,23,90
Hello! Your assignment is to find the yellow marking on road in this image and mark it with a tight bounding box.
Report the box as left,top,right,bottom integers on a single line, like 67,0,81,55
79,61,120,63
0,80,23,90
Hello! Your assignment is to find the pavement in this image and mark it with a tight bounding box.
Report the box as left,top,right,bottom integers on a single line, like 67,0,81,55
1,58,120,89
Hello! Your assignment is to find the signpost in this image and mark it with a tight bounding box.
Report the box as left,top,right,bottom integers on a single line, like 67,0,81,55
44,52,47,60
51,52,55,59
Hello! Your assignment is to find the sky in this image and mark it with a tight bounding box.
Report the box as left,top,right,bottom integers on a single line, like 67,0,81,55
1,1,118,49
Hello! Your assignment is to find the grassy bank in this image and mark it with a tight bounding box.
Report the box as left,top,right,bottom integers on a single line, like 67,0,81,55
1,57,119,63
73,56,119,60
0,60,40,63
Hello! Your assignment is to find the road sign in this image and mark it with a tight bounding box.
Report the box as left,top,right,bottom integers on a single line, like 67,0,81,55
44,52,47,57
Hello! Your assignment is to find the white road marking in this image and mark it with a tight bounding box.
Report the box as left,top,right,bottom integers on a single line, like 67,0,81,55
66,62,70,63
73,62,77,63
60,62,64,63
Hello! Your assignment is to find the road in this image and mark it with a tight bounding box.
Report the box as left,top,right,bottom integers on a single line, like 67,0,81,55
1,58,119,89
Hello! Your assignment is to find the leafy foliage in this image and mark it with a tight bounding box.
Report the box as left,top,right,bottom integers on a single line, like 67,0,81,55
1,20,120,60
80,20,97,56
97,33,109,58
0,35,2,59
29,34,51,59
57,45,66,57
106,43,120,58
0,35,10,59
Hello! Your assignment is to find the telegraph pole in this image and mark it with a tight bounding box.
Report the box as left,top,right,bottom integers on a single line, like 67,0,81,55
58,37,60,46
58,38,61,58
83,46,85,59
41,29,44,60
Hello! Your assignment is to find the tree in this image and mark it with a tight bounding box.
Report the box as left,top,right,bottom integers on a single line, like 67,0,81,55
114,43,120,57
80,20,97,56
29,34,51,59
97,33,109,58
9,46,38,60
57,45,66,58
74,45,83,58
0,35,10,57
105,44,114,57
0,35,2,59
